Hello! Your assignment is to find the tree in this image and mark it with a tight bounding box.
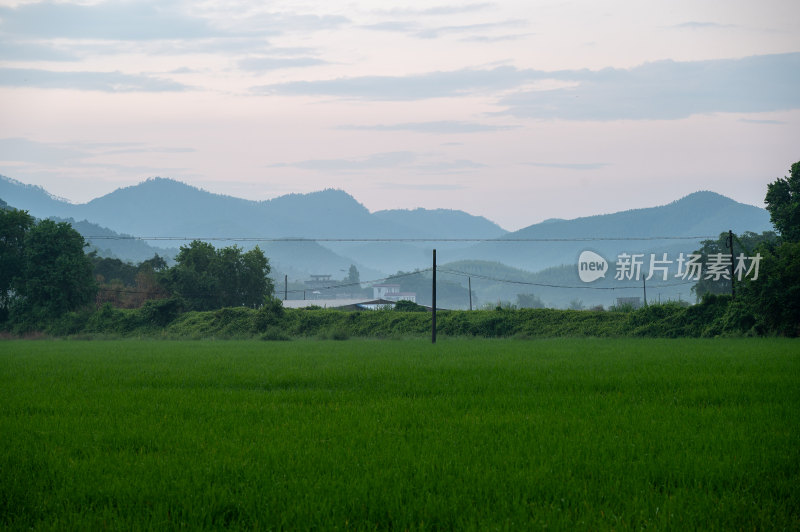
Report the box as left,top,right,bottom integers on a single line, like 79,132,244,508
718,161,800,336
736,241,800,336
345,264,360,284
164,241,273,311
516,293,545,309
138,254,168,273
765,161,800,242
567,298,584,310
691,231,778,300
90,253,139,286
0,208,34,320
14,219,96,318
393,299,426,312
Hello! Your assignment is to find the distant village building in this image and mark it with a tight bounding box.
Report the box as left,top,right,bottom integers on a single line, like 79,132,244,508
304,274,333,299
282,298,397,310
372,283,416,303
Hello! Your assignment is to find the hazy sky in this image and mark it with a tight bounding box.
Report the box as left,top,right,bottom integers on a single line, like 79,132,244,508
1,0,798,231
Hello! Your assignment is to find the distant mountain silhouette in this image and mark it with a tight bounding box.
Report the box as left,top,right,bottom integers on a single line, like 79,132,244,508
50,217,178,264
453,191,772,271
373,208,505,239
1,175,504,275
0,175,74,218
1,176,503,242
1,175,774,281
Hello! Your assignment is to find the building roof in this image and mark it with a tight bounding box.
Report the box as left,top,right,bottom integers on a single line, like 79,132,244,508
281,298,397,310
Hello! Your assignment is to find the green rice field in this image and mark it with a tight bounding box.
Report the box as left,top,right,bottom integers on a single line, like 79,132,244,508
1,338,798,530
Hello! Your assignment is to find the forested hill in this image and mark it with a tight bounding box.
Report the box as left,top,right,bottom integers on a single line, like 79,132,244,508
373,208,505,239
1,175,773,276
453,191,772,271
0,175,507,241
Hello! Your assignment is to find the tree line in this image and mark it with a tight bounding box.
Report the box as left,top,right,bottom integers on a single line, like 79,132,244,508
0,206,275,329
690,161,800,335
2,160,799,336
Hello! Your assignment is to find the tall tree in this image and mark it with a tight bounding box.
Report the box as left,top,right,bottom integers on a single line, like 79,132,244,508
346,264,360,284
0,208,34,319
735,240,800,336
15,219,96,318
691,231,778,300
765,161,800,242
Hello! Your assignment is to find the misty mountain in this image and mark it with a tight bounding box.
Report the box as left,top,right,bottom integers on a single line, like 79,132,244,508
0,175,75,218
325,207,509,273
259,240,384,285
1,176,505,242
440,260,695,310
373,208,505,239
50,218,179,265
451,191,772,271
2,175,774,291
1,175,508,274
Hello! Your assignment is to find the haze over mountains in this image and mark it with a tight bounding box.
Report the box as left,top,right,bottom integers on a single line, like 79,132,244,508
1,174,773,291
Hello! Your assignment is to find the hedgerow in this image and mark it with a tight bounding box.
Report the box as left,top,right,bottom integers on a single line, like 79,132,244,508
1,291,752,340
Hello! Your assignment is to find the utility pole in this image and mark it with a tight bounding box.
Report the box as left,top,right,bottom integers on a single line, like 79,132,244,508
284,275,288,301
468,277,473,311
432,249,437,344
727,229,735,299
643,275,647,306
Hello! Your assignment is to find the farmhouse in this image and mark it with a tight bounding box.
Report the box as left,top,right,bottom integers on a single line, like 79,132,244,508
371,283,416,303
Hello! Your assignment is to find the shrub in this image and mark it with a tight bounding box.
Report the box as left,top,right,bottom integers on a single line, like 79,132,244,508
261,326,291,341
139,297,184,327
393,300,427,312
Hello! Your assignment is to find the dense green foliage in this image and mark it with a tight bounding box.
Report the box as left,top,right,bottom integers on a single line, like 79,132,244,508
162,240,274,311
691,230,778,300
393,299,427,312
91,253,168,287
765,161,800,242
1,339,797,529
684,160,800,336
10,294,763,340
17,219,96,318
0,208,34,321
0,214,96,325
731,241,800,336
4,161,800,337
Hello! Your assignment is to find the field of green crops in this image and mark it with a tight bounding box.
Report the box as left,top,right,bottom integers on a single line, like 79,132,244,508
1,338,798,530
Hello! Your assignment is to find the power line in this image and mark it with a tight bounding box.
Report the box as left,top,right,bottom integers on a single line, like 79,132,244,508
282,269,433,295
97,268,434,297
437,267,697,291
84,235,718,243
96,265,698,296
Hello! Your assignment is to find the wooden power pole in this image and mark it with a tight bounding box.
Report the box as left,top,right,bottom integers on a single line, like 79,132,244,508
432,249,437,344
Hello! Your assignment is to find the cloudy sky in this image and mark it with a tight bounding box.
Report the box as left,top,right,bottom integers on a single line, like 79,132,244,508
0,0,798,230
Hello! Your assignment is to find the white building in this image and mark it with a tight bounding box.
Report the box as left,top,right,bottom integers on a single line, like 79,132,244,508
371,283,416,303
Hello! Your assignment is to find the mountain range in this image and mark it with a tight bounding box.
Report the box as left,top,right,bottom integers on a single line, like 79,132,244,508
453,191,772,271
1,174,774,298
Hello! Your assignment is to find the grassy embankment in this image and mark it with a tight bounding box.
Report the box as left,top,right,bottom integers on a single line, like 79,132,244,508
2,338,798,529
27,294,745,340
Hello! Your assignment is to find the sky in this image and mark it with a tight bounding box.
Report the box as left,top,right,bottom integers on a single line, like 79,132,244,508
0,0,798,231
